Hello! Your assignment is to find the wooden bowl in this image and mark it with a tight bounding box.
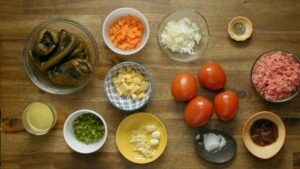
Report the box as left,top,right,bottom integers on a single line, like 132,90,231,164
242,111,286,159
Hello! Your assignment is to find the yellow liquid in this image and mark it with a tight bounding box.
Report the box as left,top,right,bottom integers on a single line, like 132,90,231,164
23,102,56,134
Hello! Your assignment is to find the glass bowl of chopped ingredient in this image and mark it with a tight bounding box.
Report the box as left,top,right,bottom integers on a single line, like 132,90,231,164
251,50,300,103
102,7,150,55
157,9,209,62
23,18,99,95
63,109,108,154
104,61,153,112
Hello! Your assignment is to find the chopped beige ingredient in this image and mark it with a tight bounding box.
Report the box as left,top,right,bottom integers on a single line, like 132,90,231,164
113,67,149,100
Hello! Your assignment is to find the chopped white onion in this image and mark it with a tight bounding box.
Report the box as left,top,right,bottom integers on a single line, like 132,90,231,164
161,17,201,54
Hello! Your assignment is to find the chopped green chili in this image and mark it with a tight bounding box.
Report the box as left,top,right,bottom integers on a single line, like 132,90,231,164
72,113,105,144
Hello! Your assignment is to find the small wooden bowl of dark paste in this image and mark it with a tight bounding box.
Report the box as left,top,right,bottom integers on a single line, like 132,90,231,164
242,111,286,159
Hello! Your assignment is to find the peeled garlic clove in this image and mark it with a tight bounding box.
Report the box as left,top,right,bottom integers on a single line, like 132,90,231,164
150,139,159,146
152,131,161,139
145,125,156,132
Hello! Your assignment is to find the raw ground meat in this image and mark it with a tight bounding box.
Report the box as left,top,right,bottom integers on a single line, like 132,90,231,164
252,51,300,101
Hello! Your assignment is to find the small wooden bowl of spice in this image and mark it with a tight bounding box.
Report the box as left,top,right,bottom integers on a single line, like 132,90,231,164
228,16,253,41
242,111,286,159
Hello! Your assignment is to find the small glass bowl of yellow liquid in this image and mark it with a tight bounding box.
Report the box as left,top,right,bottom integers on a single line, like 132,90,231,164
22,102,57,135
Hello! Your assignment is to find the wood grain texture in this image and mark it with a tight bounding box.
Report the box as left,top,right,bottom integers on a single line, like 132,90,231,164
1,0,300,168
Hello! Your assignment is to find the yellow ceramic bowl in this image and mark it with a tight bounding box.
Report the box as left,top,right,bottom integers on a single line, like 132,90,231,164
242,111,286,159
116,112,167,164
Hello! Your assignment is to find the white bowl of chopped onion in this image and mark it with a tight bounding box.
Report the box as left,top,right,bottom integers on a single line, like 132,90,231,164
158,9,209,62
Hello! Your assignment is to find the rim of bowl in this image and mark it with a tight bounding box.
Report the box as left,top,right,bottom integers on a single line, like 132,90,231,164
104,61,153,112
102,7,150,55
63,109,108,154
242,111,286,159
157,8,210,62
115,112,168,164
250,49,300,103
23,18,99,95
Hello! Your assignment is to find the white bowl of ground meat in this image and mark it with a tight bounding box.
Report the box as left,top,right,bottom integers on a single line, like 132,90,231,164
251,50,300,103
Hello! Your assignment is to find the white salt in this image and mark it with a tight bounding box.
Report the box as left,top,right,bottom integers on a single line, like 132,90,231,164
203,133,226,153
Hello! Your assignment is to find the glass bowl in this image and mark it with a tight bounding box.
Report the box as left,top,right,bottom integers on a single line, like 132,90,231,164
157,9,209,62
251,50,300,103
23,18,99,95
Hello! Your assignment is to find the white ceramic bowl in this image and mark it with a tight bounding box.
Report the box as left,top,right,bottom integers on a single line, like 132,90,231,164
63,109,108,154
102,7,150,55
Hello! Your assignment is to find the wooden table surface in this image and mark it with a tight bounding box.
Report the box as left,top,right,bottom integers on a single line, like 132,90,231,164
1,0,300,169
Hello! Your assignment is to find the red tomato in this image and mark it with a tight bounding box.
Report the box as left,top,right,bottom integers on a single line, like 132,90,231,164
214,91,239,121
184,96,213,127
197,61,226,90
172,72,198,101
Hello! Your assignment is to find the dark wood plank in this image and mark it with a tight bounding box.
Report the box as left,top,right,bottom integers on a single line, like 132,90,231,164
1,0,300,169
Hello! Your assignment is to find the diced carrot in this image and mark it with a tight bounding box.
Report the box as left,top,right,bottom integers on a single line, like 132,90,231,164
117,36,123,42
113,40,118,47
135,31,142,38
127,31,136,39
132,27,138,32
137,23,144,32
108,14,144,51
118,43,128,50
119,20,125,26
110,35,116,41
131,19,137,26
128,38,140,45
115,24,121,30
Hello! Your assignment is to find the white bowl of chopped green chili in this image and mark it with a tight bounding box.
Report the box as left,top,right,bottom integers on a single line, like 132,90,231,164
63,109,108,154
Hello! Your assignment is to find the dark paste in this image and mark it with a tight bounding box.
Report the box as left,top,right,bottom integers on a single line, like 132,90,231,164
250,119,278,146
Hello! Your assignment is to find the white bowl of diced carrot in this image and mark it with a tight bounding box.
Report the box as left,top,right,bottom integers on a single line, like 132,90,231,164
102,7,150,55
